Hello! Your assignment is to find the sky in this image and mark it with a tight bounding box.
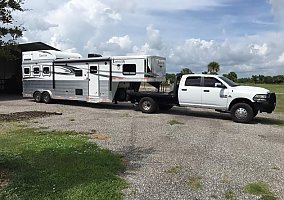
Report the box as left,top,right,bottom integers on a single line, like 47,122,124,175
13,0,284,77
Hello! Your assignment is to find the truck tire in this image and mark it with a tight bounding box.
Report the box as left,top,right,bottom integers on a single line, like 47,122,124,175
42,92,52,104
230,103,253,123
159,105,173,111
139,97,158,113
33,91,42,103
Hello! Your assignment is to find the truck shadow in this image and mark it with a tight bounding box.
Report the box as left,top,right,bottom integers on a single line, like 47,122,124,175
47,99,136,111
166,107,232,121
253,117,284,126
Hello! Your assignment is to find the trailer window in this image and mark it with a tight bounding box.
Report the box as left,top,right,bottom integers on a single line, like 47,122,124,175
75,70,83,77
33,66,40,75
43,66,50,75
24,68,30,75
123,64,136,75
90,66,98,74
185,77,201,86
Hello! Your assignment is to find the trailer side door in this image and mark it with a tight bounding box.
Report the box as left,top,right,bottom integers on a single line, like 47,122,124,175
88,64,99,97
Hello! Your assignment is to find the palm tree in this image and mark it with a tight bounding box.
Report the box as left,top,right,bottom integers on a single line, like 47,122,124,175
207,61,220,74
180,68,193,75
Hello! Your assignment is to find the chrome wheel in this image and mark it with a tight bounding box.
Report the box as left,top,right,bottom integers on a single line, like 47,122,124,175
235,108,248,120
142,101,151,111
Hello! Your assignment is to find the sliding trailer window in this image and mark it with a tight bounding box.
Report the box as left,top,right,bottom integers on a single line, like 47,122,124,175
90,66,98,74
33,65,40,76
23,67,31,76
123,64,136,75
42,66,51,76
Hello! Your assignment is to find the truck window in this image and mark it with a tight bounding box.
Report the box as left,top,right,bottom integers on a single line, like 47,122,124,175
204,77,222,87
90,66,98,74
185,77,201,86
123,64,136,75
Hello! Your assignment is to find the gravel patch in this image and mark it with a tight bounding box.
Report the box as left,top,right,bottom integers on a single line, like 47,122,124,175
0,95,284,200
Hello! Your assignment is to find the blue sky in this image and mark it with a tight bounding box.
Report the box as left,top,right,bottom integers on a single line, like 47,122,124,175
15,0,284,77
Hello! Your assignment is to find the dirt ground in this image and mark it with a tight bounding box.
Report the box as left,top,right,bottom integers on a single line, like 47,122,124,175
0,95,284,200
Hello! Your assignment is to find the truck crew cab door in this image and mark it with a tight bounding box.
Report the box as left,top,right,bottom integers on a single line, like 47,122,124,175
201,77,228,109
178,76,202,106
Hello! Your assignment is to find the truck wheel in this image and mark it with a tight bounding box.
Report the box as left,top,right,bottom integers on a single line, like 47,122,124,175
139,97,158,113
159,105,173,111
230,103,253,123
42,92,52,104
33,91,42,103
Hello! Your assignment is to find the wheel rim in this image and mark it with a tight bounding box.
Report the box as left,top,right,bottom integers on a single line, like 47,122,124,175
35,93,41,101
43,94,49,102
142,101,151,111
235,108,248,120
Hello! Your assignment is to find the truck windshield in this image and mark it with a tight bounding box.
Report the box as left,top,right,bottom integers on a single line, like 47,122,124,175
219,76,239,87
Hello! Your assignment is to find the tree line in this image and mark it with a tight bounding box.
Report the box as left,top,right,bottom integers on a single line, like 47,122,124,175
166,62,284,84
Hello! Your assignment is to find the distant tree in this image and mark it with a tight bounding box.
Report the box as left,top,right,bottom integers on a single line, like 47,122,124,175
207,61,220,74
166,73,176,84
0,0,25,59
180,68,192,75
227,72,237,82
202,71,208,74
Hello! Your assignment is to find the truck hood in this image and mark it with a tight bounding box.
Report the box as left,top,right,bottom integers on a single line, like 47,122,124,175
232,86,270,94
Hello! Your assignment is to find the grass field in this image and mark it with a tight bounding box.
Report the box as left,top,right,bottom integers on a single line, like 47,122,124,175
242,84,284,114
0,125,126,200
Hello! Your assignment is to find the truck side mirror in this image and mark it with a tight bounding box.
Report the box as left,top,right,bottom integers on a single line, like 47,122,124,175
215,83,226,88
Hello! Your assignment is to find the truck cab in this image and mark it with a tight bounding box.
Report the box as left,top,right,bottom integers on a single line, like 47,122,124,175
178,74,276,123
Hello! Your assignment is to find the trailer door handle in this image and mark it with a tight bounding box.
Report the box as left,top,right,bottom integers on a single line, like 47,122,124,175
203,90,210,92
181,89,187,91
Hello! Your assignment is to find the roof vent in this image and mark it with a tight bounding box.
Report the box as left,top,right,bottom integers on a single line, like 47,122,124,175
88,54,102,58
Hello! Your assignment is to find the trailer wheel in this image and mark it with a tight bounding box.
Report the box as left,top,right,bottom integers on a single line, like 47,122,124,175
42,92,52,104
139,97,158,113
33,91,42,103
230,103,253,123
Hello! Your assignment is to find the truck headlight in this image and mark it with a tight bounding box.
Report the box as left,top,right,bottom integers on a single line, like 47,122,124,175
253,94,268,102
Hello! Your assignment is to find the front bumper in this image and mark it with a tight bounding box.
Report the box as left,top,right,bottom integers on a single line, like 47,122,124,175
253,93,276,113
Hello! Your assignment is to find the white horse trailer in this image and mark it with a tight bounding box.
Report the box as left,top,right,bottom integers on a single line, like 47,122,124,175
22,50,166,103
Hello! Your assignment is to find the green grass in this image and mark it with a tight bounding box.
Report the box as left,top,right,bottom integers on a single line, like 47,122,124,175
244,181,276,200
255,117,284,127
0,126,126,200
165,166,182,174
167,119,184,126
187,176,202,190
224,190,237,200
242,83,284,114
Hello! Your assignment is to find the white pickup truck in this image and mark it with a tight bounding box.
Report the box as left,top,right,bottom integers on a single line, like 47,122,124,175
128,74,276,123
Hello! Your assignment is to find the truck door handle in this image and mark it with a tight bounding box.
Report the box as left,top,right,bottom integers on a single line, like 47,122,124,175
181,89,187,91
203,90,210,92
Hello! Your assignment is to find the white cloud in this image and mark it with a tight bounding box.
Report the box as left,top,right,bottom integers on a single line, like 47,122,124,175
136,0,227,11
146,25,163,50
13,0,284,76
278,52,284,63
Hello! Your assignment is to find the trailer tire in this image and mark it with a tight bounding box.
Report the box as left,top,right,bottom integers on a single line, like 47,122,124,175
230,103,253,123
33,91,42,103
42,92,52,104
139,97,158,113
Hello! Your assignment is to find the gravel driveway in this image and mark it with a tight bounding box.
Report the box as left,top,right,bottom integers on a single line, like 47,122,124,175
1,95,284,200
